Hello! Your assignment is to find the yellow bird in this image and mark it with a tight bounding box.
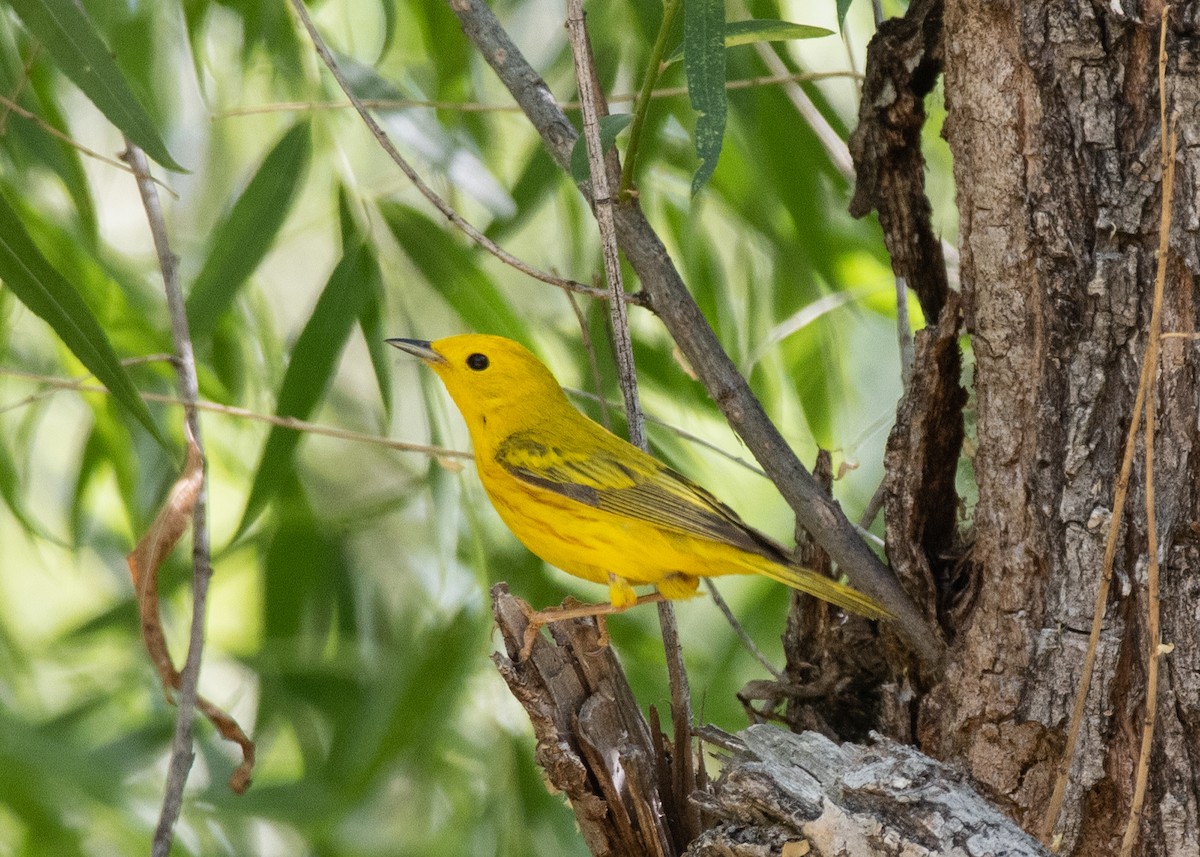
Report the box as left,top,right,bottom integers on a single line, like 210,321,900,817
389,334,889,642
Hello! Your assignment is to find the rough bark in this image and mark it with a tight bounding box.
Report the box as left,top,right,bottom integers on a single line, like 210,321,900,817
849,0,950,323
687,724,1051,857
925,3,1200,855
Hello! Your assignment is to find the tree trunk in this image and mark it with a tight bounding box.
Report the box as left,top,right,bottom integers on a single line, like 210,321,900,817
918,3,1200,855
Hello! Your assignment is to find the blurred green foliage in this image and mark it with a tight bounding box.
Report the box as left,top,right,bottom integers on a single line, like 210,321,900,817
0,0,953,854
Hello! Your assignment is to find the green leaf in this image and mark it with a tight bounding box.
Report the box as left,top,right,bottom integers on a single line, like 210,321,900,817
235,243,379,538
684,0,726,195
666,19,834,63
334,185,391,419
0,434,41,537
7,0,183,171
379,203,528,339
569,113,633,185
185,121,312,341
485,146,559,243
724,18,833,46
837,0,855,32
0,190,167,449
359,289,392,421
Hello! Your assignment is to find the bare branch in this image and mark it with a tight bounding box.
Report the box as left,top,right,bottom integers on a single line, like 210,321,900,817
121,142,217,857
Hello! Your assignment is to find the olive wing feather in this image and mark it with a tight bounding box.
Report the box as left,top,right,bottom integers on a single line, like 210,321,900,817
494,431,790,564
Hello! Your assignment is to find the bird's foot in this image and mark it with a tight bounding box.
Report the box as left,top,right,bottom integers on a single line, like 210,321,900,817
514,592,666,660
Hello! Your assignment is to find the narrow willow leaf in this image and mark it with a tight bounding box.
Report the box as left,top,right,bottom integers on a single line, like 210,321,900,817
339,181,392,420
7,0,183,171
723,19,833,46
666,19,834,64
186,121,312,341
27,64,99,240
0,192,167,448
684,0,726,195
837,0,855,33
379,203,528,340
0,438,41,537
569,113,633,185
235,244,378,537
359,291,392,421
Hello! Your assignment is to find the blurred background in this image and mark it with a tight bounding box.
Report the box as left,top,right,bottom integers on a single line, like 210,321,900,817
0,0,954,853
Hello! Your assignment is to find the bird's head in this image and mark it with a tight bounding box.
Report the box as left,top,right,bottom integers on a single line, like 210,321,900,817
387,334,569,433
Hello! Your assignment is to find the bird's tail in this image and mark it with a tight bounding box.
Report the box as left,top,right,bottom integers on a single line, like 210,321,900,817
748,555,893,620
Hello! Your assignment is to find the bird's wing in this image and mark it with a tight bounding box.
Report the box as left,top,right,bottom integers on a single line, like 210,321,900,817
494,430,788,563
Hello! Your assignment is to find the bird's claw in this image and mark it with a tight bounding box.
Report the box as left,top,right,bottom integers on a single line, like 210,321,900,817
513,603,613,661
519,619,543,660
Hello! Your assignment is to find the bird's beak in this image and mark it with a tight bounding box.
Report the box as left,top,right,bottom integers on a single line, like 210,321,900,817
386,338,446,365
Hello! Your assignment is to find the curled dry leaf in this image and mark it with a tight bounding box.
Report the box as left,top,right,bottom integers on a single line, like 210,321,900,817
126,423,255,794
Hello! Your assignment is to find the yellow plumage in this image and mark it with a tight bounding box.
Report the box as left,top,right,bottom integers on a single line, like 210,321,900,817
389,334,890,620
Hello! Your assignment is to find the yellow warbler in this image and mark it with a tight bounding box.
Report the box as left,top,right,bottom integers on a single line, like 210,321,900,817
388,334,889,623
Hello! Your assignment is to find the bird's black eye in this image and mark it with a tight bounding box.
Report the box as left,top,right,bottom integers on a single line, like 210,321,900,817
466,353,489,371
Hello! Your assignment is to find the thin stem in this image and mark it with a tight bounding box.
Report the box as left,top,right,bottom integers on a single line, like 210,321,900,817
618,0,682,195
122,143,212,857
1043,10,1176,841
564,0,645,447
213,72,864,120
0,94,174,192
1120,21,1176,842
0,367,472,460
750,40,855,180
895,275,915,388
706,579,784,679
565,387,766,476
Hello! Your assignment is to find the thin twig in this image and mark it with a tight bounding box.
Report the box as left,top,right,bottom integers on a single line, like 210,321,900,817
706,579,784,679
0,94,175,194
858,480,888,530
122,143,213,857
285,0,625,304
566,387,766,476
895,275,915,388
0,354,171,415
211,72,865,120
0,42,38,135
564,1,644,447
749,41,855,180
0,368,472,460
1120,11,1176,849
